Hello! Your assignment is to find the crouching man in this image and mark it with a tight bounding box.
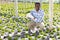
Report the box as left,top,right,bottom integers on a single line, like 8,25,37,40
26,2,45,36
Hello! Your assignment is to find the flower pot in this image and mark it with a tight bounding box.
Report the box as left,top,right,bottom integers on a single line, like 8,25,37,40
25,38,29,40
42,36,47,40
37,38,42,40
56,36,60,40
18,37,21,40
31,36,35,40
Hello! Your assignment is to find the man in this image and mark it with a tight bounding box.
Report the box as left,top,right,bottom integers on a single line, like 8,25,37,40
26,2,45,36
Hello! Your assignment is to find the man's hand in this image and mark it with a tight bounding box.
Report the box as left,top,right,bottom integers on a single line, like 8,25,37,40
31,22,36,27
48,26,54,31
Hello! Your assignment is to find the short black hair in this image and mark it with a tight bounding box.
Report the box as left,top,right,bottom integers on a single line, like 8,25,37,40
35,2,40,5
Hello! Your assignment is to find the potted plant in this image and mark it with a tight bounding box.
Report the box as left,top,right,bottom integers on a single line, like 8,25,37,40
37,35,42,40
21,38,25,40
8,36,12,40
56,35,60,40
57,36,60,40
29,36,32,40
25,33,29,40
57,28,60,31
0,38,2,40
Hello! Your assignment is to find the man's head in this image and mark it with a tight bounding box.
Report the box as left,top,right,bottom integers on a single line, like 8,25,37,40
35,2,40,11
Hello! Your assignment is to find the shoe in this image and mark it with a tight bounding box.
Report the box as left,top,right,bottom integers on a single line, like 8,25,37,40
35,31,39,37
20,31,25,38
28,29,33,36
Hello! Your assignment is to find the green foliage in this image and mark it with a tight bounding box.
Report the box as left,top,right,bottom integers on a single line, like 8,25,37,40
0,3,60,40
0,20,2,24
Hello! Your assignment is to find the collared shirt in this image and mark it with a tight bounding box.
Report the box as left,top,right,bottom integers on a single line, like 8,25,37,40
30,9,44,23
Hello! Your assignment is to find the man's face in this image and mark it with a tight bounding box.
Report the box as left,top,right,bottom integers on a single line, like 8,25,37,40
35,4,40,11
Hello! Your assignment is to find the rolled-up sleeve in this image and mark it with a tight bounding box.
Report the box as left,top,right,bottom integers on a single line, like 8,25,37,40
30,11,35,18
39,10,44,23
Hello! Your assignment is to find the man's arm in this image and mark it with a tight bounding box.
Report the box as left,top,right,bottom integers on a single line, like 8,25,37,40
30,11,35,20
39,10,44,22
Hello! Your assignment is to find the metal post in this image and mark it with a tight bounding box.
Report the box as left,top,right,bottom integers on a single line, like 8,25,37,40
14,0,18,18
40,0,42,8
49,0,54,28
24,0,26,13
30,0,32,8
0,0,1,12
23,0,25,13
0,0,1,4
59,0,60,3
